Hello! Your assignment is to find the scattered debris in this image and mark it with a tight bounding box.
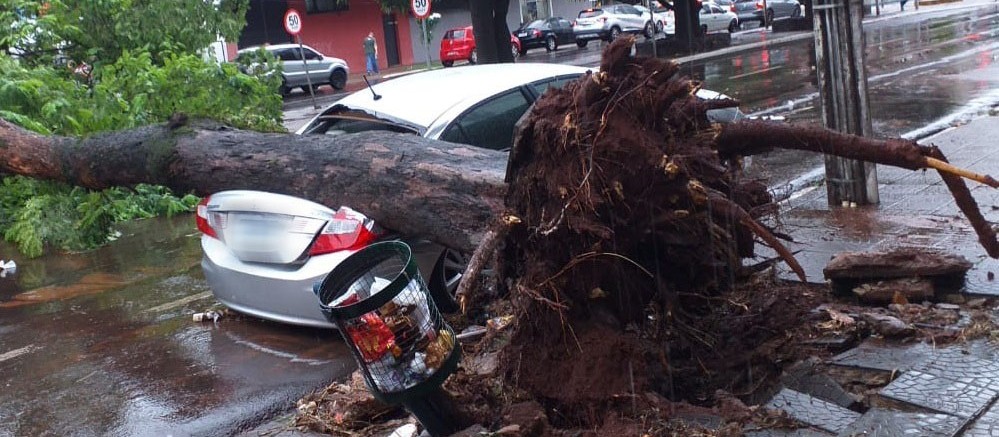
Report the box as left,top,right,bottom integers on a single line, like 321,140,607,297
192,310,222,323
860,312,916,338
851,278,934,304
0,259,16,278
824,248,972,295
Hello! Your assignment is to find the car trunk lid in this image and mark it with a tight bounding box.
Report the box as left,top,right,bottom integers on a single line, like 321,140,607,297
204,191,333,264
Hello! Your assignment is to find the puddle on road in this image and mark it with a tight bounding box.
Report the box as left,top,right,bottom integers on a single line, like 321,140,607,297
0,215,356,435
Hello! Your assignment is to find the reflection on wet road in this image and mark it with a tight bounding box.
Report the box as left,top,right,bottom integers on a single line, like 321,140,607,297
0,216,355,436
690,6,999,188
4,4,999,436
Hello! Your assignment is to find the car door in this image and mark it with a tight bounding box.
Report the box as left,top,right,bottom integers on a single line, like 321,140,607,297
438,88,532,151
619,5,645,31
301,47,326,85
277,48,304,86
556,18,574,43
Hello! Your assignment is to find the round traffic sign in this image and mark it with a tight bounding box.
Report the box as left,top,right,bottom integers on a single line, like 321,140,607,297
283,9,303,35
411,0,431,19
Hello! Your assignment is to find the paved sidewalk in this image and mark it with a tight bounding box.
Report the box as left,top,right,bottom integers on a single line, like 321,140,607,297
770,116,999,291
755,117,999,435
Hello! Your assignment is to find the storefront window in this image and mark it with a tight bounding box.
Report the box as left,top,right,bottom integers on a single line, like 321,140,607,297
520,0,552,23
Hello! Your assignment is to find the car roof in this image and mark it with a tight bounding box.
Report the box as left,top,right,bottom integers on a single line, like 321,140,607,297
328,63,590,132
238,43,314,53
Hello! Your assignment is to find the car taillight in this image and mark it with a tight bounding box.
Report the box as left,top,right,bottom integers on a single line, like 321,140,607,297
308,208,379,256
756,1,764,9
730,4,737,11
598,17,607,23
533,29,541,37
196,196,226,239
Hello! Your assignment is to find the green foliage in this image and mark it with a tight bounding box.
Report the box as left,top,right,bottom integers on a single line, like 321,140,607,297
2,0,248,68
0,176,198,258
0,0,286,257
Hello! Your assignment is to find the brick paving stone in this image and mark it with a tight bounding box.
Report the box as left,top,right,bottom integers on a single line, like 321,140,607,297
836,409,964,437
879,370,998,418
963,399,999,437
915,348,999,389
829,341,935,372
744,428,834,437
767,388,861,434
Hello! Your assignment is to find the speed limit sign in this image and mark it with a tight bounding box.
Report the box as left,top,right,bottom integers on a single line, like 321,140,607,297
411,0,431,19
283,8,303,35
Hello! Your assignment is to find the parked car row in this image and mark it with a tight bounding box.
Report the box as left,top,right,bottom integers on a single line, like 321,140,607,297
202,62,745,329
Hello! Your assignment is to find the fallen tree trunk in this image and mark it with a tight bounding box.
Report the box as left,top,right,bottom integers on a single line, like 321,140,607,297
0,119,506,254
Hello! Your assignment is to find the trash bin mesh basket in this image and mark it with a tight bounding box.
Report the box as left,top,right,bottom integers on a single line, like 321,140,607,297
316,241,460,404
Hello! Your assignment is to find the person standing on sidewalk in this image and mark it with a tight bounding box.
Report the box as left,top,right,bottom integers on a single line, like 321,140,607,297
363,31,379,75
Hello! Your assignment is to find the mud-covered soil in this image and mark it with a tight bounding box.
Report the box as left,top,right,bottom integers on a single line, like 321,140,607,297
292,37,999,436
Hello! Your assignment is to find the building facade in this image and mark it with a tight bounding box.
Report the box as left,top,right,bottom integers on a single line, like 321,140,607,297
238,0,416,72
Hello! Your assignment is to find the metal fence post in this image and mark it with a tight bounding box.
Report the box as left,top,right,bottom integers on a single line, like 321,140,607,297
812,0,879,206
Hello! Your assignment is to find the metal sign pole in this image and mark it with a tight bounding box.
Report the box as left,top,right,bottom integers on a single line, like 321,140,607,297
297,36,320,109
813,0,878,206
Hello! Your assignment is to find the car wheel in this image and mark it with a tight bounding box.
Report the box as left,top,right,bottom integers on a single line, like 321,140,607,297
577,39,588,48
791,5,802,17
469,49,478,64
442,60,454,67
656,20,664,33
728,19,738,33
513,43,522,59
329,69,347,90
428,249,472,314
545,36,558,52
701,24,708,35
644,21,655,38
608,26,621,41
762,9,774,26
279,81,291,96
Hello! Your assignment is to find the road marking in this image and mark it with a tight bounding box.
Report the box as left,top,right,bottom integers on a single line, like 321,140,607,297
0,344,41,363
142,291,213,314
729,65,784,80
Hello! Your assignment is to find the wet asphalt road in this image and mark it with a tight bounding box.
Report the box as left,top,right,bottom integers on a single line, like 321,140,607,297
3,4,999,436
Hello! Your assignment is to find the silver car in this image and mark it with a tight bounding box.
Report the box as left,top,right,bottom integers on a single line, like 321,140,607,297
198,191,463,328
238,44,349,95
573,4,656,47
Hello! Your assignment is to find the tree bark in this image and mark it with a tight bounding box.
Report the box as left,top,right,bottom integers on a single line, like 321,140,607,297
0,119,506,254
470,0,513,64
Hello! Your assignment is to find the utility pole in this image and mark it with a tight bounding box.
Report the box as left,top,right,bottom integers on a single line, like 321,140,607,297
812,0,879,206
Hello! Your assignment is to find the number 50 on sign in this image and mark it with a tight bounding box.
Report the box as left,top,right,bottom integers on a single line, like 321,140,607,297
411,0,431,19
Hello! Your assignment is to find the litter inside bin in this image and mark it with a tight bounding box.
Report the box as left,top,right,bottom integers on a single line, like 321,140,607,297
0,259,16,278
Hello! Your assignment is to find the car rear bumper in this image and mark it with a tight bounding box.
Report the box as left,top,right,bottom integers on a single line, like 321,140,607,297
573,29,608,41
202,236,348,328
201,236,444,329
439,48,472,61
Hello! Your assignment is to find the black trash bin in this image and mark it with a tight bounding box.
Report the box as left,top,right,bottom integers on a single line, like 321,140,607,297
316,241,461,436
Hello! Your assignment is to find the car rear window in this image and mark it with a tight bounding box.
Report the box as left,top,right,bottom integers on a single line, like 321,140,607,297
446,29,466,39
302,110,419,136
578,9,604,18
524,20,546,29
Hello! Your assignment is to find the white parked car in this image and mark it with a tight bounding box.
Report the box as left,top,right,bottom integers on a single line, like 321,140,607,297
297,63,587,150
700,1,741,33
573,4,656,46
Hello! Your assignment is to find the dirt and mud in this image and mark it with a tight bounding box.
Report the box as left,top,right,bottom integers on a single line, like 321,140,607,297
292,38,999,436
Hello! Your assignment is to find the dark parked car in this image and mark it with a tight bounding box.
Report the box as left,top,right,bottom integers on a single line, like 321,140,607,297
733,0,801,26
515,17,576,54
